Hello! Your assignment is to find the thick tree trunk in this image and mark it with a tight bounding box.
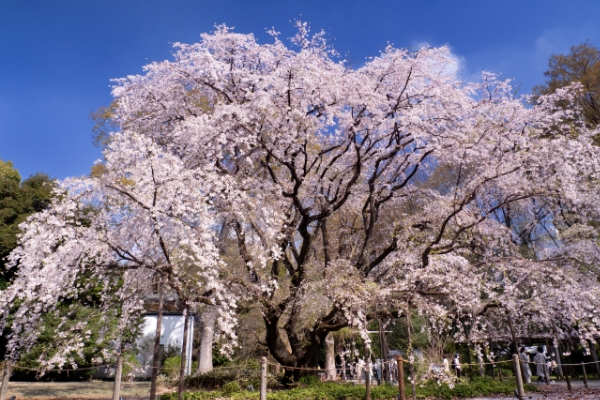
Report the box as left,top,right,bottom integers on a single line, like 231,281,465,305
112,352,123,400
379,319,390,383
261,302,347,384
324,333,336,380
198,308,217,374
150,277,164,400
0,362,11,400
588,339,600,378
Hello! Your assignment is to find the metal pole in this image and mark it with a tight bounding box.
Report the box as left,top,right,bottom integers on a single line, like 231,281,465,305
512,354,525,400
260,357,267,400
396,357,405,400
581,362,588,389
112,353,123,400
0,362,11,400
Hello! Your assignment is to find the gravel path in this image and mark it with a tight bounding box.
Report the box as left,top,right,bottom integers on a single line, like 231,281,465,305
471,380,600,399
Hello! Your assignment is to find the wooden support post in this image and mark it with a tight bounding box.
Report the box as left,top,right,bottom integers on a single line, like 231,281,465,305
112,353,123,400
507,313,518,356
565,372,572,391
365,357,371,400
554,342,564,380
588,339,600,379
396,356,405,400
150,276,164,400
488,337,495,379
177,308,190,400
512,354,525,400
581,362,588,389
260,357,267,400
0,362,12,400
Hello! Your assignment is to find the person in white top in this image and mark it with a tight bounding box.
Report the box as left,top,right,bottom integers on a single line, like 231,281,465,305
518,347,532,384
443,357,450,374
533,346,549,384
452,353,462,378
356,358,365,383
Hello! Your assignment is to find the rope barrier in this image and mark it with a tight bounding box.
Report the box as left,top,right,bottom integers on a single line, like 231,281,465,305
2,356,598,375
524,360,600,367
263,358,514,372
263,357,600,371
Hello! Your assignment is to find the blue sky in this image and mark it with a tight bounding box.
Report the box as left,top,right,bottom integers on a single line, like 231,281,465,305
1,0,599,180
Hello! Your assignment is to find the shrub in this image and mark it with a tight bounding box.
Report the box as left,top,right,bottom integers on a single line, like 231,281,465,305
222,381,241,394
415,376,536,399
298,374,319,386
160,376,537,400
184,366,277,390
163,356,182,380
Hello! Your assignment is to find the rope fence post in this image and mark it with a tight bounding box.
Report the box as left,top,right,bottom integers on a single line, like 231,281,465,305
260,356,267,400
512,355,525,400
396,356,405,400
0,362,11,400
498,360,503,382
581,362,588,389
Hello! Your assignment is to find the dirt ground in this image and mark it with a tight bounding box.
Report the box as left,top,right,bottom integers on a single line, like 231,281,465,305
1,381,168,399
526,384,600,399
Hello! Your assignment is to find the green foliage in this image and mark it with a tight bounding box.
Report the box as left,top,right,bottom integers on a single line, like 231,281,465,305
212,342,231,367
161,377,536,399
415,376,536,399
184,366,273,391
0,160,54,287
298,374,320,386
122,351,141,379
222,381,241,394
161,355,199,380
164,356,183,379
162,344,182,363
533,41,600,129
160,381,398,399
13,303,116,381
383,313,429,357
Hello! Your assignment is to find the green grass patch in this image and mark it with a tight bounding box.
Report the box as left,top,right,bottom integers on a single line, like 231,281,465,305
415,376,537,399
160,376,536,400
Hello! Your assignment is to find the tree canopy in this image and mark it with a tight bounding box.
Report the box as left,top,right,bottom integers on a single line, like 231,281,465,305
3,25,600,376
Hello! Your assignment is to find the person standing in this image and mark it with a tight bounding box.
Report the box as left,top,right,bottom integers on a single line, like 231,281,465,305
356,358,365,384
534,346,549,384
443,357,450,374
519,347,532,384
452,353,462,378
